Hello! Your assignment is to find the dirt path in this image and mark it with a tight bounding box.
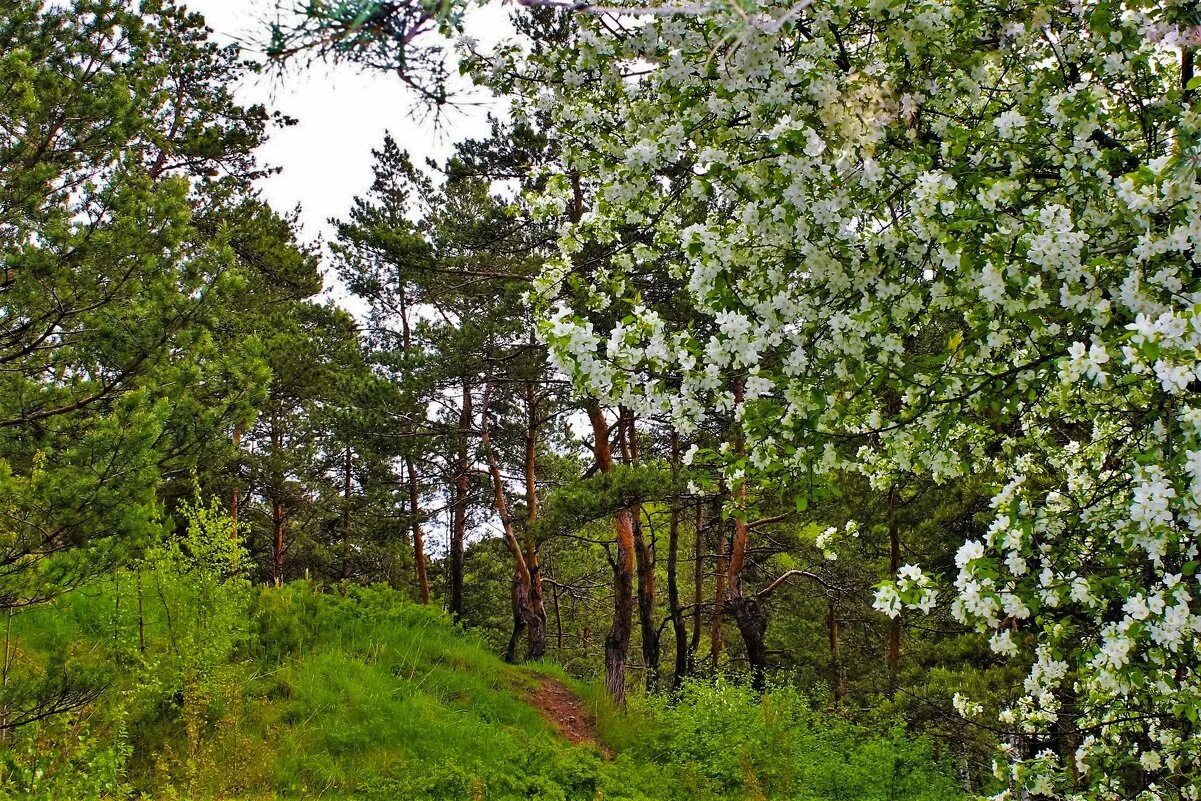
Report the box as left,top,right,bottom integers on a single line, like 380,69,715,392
523,676,610,756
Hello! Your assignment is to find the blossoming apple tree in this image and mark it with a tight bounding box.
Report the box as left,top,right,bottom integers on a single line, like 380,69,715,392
482,0,1201,797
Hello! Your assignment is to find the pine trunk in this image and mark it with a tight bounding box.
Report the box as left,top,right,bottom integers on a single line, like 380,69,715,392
711,517,726,665
606,507,636,705
691,501,704,658
340,448,353,582
482,384,542,664
523,380,547,659
588,401,635,705
724,380,769,689
828,597,846,705
270,418,286,587
407,457,430,604
887,484,901,699
729,595,769,692
622,410,659,693
230,424,241,542
399,290,430,604
667,433,688,692
449,382,471,622
272,495,285,587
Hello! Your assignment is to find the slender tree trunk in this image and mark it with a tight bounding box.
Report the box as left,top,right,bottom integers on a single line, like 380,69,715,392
588,400,635,705
606,511,636,704
691,500,704,659
1184,46,1195,104
668,432,688,692
724,380,770,690
481,384,540,664
399,290,430,604
726,504,770,689
711,515,726,666
1,608,11,742
887,484,902,699
341,448,353,582
829,596,846,705
449,381,472,622
551,568,564,650
632,495,659,691
407,457,430,604
272,495,285,587
729,595,769,692
230,424,241,542
523,379,547,659
270,417,286,587
565,185,635,700
137,571,145,655
622,409,659,692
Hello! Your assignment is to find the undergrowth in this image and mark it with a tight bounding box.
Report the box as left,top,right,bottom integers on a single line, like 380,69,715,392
0,546,965,800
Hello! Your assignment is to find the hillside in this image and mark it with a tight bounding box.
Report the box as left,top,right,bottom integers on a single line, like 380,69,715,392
2,581,964,801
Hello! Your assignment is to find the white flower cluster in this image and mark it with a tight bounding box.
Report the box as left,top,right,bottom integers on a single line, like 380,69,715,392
492,0,1201,795
874,564,938,618
953,692,984,720
814,526,838,561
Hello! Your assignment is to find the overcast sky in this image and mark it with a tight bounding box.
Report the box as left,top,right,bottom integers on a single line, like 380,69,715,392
188,0,509,242
184,2,519,551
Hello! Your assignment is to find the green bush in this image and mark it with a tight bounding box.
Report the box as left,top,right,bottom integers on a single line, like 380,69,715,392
626,680,965,801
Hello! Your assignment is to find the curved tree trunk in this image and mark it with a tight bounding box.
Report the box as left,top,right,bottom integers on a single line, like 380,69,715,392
724,498,772,690
481,383,542,663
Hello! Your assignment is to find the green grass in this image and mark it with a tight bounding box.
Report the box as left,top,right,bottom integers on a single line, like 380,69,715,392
1,581,966,800
238,585,635,800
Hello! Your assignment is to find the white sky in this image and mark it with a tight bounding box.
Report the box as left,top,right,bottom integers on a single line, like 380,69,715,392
188,2,522,557
188,0,511,243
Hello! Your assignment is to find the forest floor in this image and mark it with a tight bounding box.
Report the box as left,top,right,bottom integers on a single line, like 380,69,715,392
522,675,611,756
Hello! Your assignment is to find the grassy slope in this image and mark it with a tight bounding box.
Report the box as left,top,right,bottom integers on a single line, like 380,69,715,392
235,586,660,800
4,582,966,801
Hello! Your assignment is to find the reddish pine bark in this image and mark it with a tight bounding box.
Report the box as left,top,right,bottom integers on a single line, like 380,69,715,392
587,400,635,705
407,456,430,604
523,380,547,659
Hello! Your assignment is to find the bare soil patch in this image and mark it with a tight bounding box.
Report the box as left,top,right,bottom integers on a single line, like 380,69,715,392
523,676,611,757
